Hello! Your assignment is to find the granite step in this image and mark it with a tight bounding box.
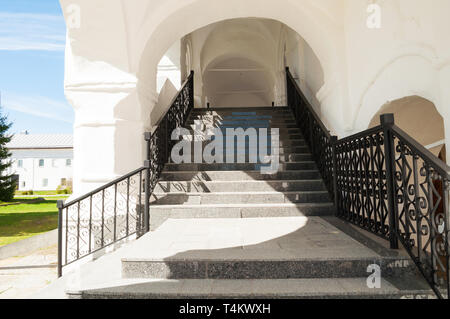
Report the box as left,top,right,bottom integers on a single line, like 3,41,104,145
122,217,415,280
168,153,314,163
154,180,327,193
148,203,336,229
177,132,305,141
159,170,322,181
62,217,435,299
121,257,416,280
163,162,317,172
190,107,291,114
184,125,302,134
150,191,331,205
186,124,299,130
186,119,297,126
175,138,307,148
67,278,435,299
170,146,311,155
189,114,296,121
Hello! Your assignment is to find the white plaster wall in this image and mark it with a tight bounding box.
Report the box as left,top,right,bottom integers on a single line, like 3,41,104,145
344,0,450,137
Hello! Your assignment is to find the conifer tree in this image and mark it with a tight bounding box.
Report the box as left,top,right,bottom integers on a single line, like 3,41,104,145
0,108,15,202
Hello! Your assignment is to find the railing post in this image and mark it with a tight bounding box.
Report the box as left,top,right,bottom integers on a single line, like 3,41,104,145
164,117,170,163
381,114,399,250
144,133,152,234
285,67,291,111
309,114,315,156
189,70,195,113
57,200,64,278
331,136,339,214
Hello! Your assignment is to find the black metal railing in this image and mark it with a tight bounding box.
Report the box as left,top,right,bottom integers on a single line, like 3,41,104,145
286,68,335,199
286,67,449,299
57,71,194,277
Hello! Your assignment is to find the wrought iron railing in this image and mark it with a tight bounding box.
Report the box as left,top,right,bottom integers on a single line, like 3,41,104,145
57,71,194,277
286,68,335,199
286,67,449,299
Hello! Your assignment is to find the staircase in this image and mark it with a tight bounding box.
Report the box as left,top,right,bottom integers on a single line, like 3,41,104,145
149,107,335,230
64,107,435,299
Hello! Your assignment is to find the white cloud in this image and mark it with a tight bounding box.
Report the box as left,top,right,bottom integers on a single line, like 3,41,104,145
2,94,73,124
0,12,66,51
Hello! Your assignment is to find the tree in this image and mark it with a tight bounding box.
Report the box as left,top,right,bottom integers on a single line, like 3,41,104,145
0,108,15,202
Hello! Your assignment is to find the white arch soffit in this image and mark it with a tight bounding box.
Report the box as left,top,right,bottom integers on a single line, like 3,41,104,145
135,0,339,87
354,54,444,132
202,53,277,82
199,25,277,75
203,56,275,99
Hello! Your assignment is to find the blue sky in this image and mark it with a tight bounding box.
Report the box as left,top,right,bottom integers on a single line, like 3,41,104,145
0,0,73,134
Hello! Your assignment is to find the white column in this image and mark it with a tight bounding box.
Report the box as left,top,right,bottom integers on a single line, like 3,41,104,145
67,87,150,196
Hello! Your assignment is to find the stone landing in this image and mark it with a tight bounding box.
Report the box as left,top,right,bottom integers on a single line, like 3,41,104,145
48,217,435,299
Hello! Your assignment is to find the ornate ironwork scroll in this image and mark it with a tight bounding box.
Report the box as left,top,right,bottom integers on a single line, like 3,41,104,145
58,168,145,269
334,128,391,239
392,126,449,299
286,67,449,298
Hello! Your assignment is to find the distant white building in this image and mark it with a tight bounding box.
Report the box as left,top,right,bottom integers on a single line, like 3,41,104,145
6,134,73,191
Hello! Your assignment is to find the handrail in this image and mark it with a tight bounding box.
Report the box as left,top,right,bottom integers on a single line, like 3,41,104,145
61,167,146,208
286,67,331,139
392,124,450,177
153,71,194,128
57,71,195,277
286,67,449,299
335,125,382,144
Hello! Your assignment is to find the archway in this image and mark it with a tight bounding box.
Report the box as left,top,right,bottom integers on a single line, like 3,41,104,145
369,96,445,157
136,0,341,118
151,16,326,123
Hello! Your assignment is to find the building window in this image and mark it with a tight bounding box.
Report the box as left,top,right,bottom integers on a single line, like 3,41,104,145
61,178,67,186
39,159,45,167
66,159,72,167
17,160,23,168
42,178,48,187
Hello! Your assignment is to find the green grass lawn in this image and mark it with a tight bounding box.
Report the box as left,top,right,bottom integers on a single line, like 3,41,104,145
15,190,68,196
0,196,69,247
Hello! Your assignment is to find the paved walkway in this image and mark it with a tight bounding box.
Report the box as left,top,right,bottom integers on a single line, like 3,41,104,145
0,245,58,299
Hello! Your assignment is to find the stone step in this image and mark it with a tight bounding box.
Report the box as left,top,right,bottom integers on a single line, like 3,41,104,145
186,123,299,129
154,180,327,193
121,217,416,280
67,278,435,299
190,107,291,114
171,146,311,155
62,217,436,299
168,153,314,164
159,170,322,181
163,162,317,172
185,125,301,134
121,257,415,280
186,119,297,126
178,132,305,142
176,138,306,148
148,203,336,230
189,114,295,121
150,191,331,205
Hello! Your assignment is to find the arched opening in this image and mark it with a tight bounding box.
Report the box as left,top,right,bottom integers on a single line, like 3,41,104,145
152,17,325,123
369,96,446,157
